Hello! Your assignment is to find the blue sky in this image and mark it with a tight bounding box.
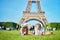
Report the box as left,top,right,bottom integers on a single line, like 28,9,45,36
0,0,60,24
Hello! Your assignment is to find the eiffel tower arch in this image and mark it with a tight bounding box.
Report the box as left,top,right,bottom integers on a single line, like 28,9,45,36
20,0,48,26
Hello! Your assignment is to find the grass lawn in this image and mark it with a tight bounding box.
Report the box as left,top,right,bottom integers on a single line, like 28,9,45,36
0,30,60,40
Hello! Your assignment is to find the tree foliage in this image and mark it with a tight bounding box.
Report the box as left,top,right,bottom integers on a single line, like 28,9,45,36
48,22,60,30
0,22,21,29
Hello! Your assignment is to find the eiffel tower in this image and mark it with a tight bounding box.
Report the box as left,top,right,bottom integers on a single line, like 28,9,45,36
20,0,48,26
